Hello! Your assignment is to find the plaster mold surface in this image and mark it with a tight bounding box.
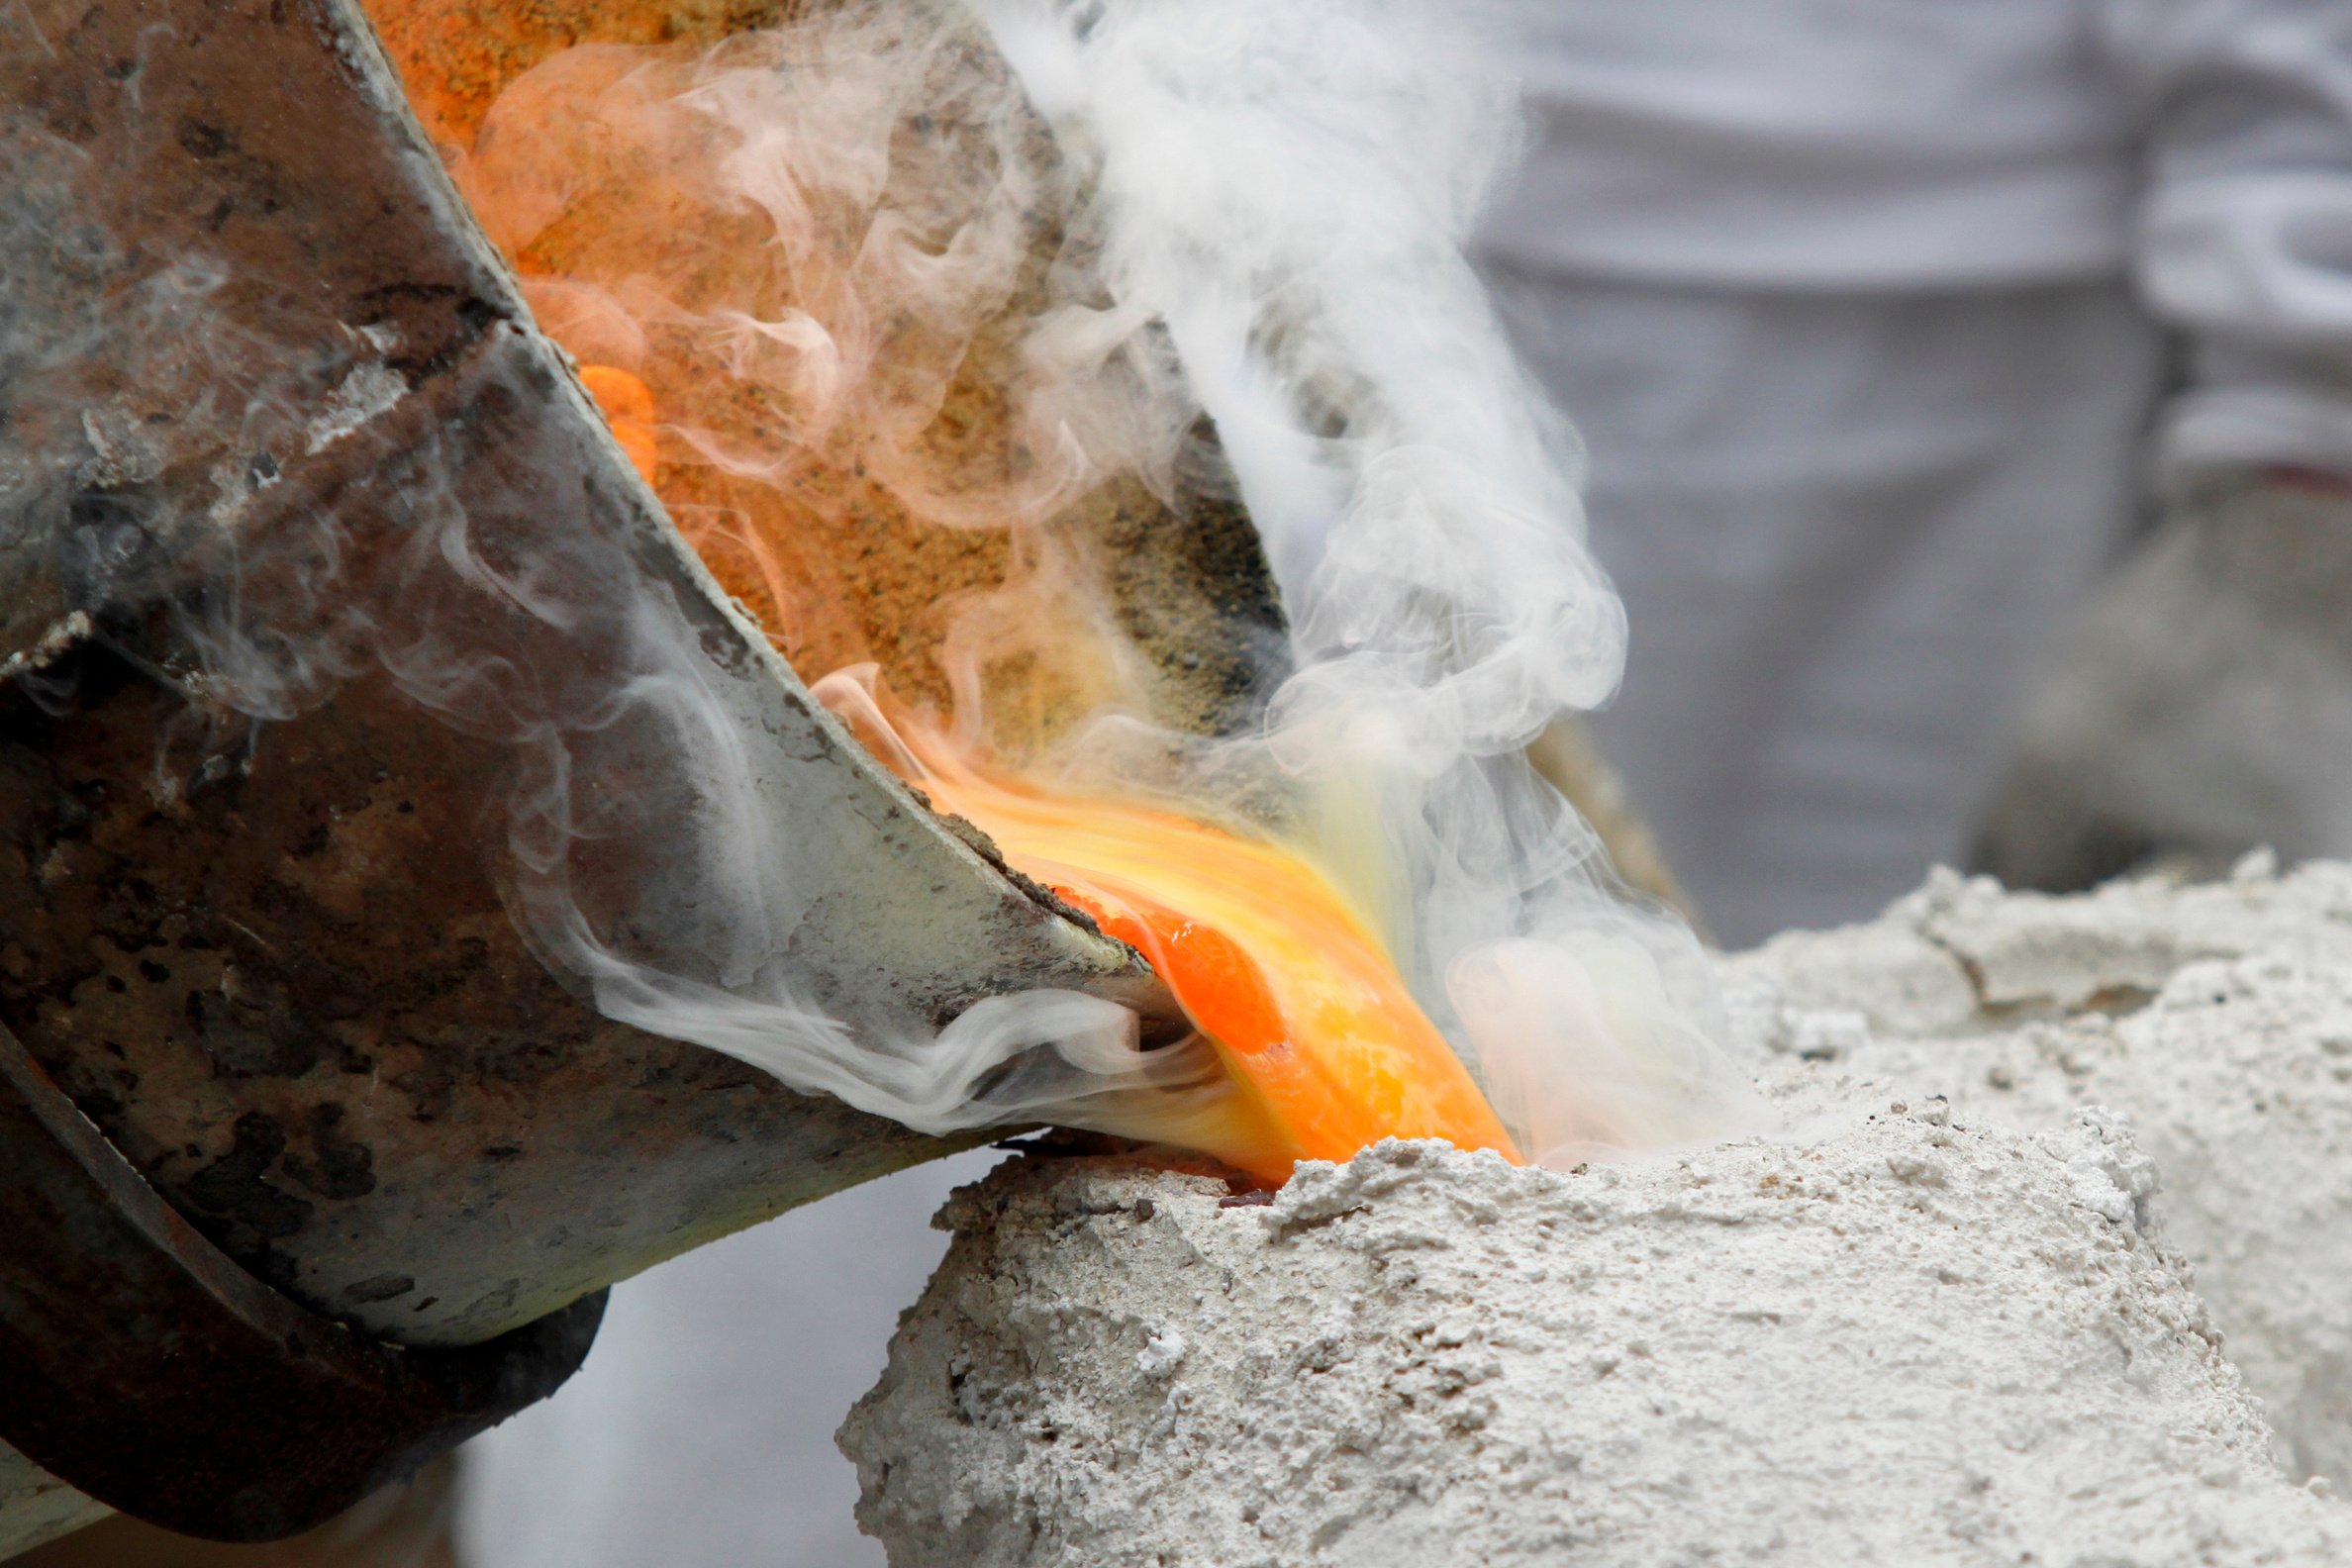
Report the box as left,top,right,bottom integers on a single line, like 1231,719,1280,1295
842,860,2352,1566
1733,858,2352,1487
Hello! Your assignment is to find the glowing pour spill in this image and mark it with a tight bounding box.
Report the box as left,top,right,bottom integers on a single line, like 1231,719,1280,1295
578,340,1521,1176
819,672,1521,1179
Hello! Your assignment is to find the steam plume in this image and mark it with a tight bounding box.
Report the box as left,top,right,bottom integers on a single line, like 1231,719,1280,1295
978,0,1753,1160
4,0,1758,1169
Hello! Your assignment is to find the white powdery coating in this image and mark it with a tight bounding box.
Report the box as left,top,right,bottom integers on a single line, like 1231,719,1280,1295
1726,858,2352,1040
843,863,2352,1561
1729,858,2352,1486
840,1126,2347,1567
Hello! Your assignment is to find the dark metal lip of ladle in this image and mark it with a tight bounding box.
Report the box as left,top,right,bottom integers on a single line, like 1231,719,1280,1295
0,1018,606,1543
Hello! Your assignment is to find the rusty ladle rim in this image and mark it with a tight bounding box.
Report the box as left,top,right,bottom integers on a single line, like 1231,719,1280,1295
0,1019,606,1542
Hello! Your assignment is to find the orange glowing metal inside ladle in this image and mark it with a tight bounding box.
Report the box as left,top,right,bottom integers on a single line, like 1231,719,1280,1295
580,364,660,486
577,363,1521,1181
872,713,1523,1180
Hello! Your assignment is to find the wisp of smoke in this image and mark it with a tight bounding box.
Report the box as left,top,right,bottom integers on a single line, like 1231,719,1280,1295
5,0,1758,1171
976,0,1756,1160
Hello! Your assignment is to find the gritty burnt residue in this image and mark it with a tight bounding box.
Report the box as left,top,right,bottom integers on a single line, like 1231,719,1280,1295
0,0,524,663
923,799,1110,940
282,1102,378,1199
1096,421,1293,739
343,1272,418,1304
349,282,507,382
0,613,964,1341
0,642,589,1244
1217,1169,1279,1209
183,1111,316,1252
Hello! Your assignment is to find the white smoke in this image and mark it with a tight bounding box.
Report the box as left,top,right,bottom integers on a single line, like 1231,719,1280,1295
976,0,1756,1161
3,0,1759,1169
443,0,1756,1161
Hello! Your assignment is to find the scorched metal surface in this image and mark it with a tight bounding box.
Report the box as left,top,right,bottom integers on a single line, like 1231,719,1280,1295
0,0,1191,1359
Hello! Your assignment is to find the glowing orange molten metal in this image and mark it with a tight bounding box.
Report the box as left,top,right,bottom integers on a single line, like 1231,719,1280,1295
579,364,659,487
575,361,1520,1176
565,334,1521,1181
856,705,1524,1180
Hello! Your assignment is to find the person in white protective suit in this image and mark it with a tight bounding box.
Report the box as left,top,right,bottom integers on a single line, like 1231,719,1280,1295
1483,0,2352,945
450,6,2352,1565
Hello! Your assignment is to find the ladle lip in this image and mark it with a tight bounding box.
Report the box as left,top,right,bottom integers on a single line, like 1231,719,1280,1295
0,1015,607,1542
0,0,1164,1355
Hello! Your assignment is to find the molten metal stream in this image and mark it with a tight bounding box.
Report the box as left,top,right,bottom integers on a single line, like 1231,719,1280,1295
569,357,1519,1178
578,362,1519,1177
858,691,1523,1177
557,297,1513,1176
